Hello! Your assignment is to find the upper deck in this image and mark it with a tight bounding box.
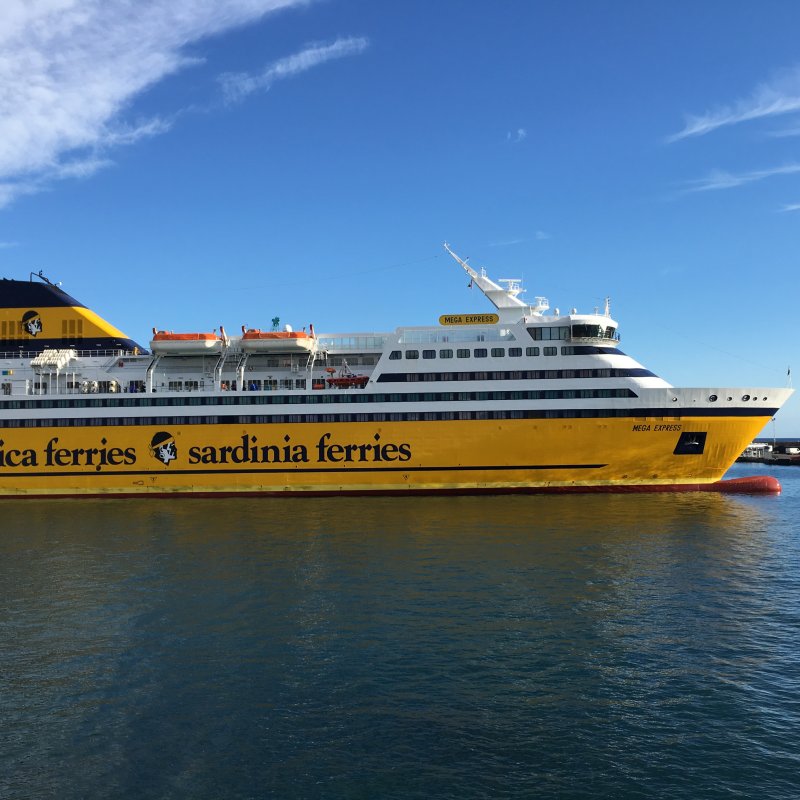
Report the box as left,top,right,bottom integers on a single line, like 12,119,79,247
0,246,665,401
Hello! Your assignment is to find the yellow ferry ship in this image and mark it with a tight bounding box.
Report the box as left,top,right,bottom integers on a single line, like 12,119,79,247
0,248,793,498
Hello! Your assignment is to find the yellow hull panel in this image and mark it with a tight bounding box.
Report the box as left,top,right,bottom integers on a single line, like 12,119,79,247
0,415,771,497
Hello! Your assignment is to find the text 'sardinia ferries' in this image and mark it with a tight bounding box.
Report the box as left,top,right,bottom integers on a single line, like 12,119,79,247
0,253,793,498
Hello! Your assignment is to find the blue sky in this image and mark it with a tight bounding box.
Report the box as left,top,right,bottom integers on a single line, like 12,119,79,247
1,0,798,434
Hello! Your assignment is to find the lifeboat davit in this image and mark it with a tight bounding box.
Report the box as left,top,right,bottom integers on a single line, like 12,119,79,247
150,330,223,354
240,329,315,353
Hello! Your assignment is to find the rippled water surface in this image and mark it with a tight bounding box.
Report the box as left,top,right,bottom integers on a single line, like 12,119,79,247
2,464,799,799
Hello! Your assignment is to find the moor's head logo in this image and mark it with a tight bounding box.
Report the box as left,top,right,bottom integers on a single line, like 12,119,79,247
22,310,42,337
149,431,177,466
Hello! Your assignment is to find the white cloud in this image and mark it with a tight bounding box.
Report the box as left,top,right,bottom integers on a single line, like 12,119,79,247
488,238,525,247
506,128,527,144
668,66,800,142
0,0,321,208
766,124,800,138
488,230,550,247
219,36,369,103
0,180,41,208
779,203,800,212
682,163,800,193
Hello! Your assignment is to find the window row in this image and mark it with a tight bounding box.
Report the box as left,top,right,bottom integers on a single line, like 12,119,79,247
1,406,673,428
376,368,656,383
0,384,642,411
389,345,621,360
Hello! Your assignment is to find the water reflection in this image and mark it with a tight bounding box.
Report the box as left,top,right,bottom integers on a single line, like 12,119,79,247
0,485,795,799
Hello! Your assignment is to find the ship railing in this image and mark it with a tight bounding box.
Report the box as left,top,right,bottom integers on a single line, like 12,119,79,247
16,378,371,397
569,335,622,345
0,348,147,360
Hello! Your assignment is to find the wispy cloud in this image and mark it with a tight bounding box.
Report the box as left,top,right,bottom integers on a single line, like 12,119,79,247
487,231,550,248
506,128,527,144
488,238,525,247
0,240,19,249
779,203,800,212
0,181,40,209
219,37,369,103
681,163,800,193
766,124,800,138
0,0,323,209
668,66,800,142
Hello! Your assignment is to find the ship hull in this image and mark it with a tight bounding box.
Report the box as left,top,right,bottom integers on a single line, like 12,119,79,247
0,413,775,497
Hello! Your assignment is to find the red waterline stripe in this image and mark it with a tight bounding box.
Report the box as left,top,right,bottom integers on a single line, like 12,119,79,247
0,475,781,499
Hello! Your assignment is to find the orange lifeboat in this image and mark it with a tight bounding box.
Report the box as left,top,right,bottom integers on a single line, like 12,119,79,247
240,328,315,353
325,363,369,389
150,330,223,354
326,374,369,389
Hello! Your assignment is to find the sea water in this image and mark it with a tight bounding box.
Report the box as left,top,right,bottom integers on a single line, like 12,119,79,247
2,464,799,799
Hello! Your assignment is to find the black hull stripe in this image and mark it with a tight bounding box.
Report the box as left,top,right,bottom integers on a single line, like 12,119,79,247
0,407,780,428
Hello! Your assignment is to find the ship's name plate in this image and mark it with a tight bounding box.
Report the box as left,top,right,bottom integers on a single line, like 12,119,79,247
439,313,499,326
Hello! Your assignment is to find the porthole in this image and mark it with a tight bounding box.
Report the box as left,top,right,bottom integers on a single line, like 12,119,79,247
709,394,718,402
742,394,750,401
727,396,732,401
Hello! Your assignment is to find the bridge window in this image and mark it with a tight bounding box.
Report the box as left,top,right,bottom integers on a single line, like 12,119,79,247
571,324,603,338
528,326,569,341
